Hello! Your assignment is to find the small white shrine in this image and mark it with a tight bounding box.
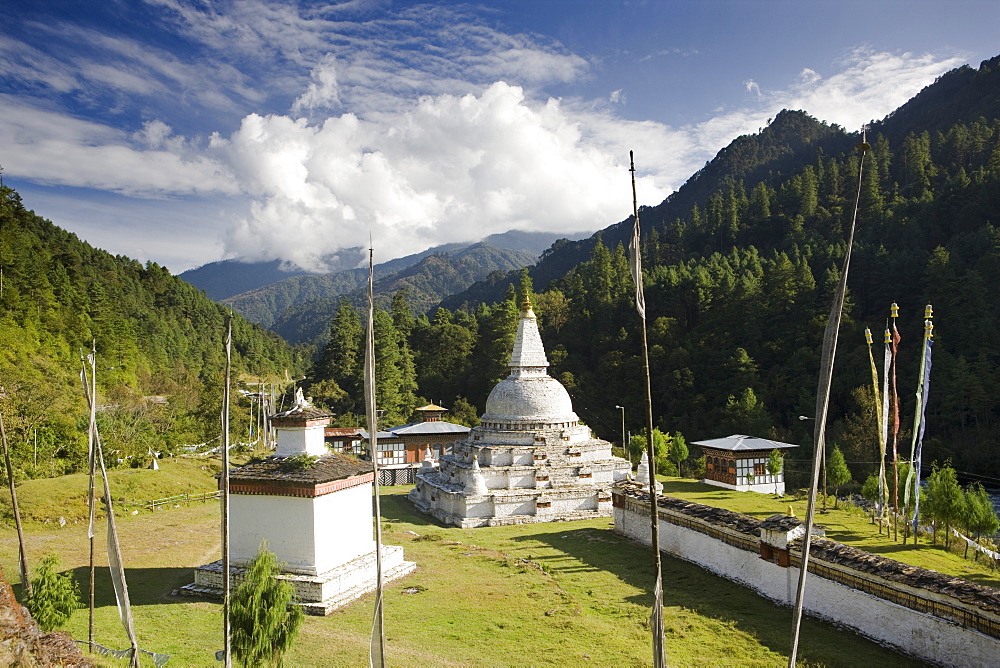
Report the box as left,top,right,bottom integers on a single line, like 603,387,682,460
409,299,631,527
183,390,414,614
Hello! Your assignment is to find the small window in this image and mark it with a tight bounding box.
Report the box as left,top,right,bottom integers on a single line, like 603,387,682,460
754,463,766,476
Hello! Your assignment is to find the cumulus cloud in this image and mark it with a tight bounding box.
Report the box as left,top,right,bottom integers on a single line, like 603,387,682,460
216,82,668,271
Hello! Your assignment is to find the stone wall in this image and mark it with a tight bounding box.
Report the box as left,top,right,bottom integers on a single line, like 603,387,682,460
613,485,1000,665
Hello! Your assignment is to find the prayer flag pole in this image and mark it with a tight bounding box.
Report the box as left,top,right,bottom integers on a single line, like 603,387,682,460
629,151,665,668
366,245,386,668
788,132,869,666
222,316,232,668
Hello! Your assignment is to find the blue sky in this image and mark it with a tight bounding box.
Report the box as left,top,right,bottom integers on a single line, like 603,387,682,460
2,0,997,273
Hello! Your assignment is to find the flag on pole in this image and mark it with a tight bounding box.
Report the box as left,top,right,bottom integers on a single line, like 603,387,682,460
865,329,887,516
910,313,933,534
628,151,646,320
880,328,891,517
904,309,932,514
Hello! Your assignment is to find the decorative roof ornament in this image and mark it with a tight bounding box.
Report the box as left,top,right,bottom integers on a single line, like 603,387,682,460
466,455,488,497
508,296,548,369
421,446,436,472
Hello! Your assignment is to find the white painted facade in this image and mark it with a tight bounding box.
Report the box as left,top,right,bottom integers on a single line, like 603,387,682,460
230,483,375,575
274,425,329,458
614,488,1000,665
410,300,630,527
184,391,414,614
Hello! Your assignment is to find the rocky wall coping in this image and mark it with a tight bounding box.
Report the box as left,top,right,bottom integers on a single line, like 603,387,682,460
224,453,372,484
613,483,1000,615
759,514,807,533
790,536,1000,613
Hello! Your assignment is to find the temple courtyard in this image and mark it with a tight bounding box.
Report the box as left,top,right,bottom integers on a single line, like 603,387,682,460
1,467,967,666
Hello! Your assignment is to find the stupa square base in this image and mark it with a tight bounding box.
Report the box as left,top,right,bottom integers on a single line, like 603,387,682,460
180,545,415,616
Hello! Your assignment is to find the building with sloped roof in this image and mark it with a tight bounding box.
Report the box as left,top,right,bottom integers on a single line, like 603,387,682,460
182,389,414,614
693,434,798,495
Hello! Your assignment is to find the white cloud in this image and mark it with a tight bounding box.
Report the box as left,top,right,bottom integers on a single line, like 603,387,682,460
215,82,668,271
744,79,762,97
0,96,236,197
292,54,342,114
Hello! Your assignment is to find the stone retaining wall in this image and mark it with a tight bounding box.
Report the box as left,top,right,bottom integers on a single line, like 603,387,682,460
613,485,1000,665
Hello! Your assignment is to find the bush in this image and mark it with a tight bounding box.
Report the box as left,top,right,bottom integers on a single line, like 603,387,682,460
25,555,81,632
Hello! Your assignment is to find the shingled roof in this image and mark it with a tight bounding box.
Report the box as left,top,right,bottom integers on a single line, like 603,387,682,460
227,453,372,485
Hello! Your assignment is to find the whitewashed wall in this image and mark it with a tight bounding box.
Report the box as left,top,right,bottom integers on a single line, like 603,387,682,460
231,483,374,575
615,498,1000,665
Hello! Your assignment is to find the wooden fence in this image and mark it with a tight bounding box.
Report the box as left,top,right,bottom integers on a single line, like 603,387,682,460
122,490,220,511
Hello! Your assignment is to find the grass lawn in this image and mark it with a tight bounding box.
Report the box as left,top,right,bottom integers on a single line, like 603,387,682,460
660,477,1000,589
1,459,926,666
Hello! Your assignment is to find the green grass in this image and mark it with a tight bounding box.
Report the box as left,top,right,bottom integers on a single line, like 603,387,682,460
660,477,1000,588
1,468,925,667
0,456,220,526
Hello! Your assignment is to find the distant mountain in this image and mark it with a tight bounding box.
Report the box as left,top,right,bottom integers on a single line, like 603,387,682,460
179,259,311,301
427,53,1000,485
197,230,577,335
270,242,537,344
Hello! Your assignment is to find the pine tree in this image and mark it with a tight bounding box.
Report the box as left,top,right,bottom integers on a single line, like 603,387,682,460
230,543,303,668
25,555,80,632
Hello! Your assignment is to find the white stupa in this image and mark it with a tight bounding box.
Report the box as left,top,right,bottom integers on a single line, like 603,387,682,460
183,389,414,614
409,299,632,527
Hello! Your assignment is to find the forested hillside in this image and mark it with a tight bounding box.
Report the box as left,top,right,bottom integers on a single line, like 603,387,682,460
268,243,536,345
0,186,304,479
310,55,1000,484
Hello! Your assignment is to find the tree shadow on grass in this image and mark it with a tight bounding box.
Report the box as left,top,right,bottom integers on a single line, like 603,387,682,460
512,526,924,667
68,566,195,607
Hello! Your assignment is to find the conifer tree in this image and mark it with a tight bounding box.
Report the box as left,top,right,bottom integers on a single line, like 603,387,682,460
25,555,80,632
230,543,303,668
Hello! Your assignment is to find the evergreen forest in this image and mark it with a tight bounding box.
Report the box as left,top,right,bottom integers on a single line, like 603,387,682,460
0,184,305,479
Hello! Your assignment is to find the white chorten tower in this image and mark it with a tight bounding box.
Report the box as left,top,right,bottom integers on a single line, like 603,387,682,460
184,390,414,614
409,299,631,527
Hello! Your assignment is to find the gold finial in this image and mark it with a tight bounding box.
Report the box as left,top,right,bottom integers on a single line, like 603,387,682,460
858,125,871,153
924,304,933,320
925,320,934,339
865,328,873,345
522,295,535,318
890,302,899,318
883,328,891,345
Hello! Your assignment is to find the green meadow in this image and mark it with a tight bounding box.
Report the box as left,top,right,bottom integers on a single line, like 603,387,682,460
0,460,949,666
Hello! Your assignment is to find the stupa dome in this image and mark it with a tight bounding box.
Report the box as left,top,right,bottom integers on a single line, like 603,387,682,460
482,375,578,426
480,299,579,428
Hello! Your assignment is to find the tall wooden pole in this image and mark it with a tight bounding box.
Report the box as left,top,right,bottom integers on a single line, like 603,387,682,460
222,316,232,668
0,392,30,600
87,344,97,651
630,152,665,668
788,135,868,666
366,246,386,667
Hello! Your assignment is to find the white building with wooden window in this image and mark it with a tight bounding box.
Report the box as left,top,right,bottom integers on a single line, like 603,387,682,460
409,299,631,527
693,434,798,495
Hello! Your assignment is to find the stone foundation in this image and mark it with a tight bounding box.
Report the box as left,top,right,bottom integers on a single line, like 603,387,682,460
180,545,415,615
